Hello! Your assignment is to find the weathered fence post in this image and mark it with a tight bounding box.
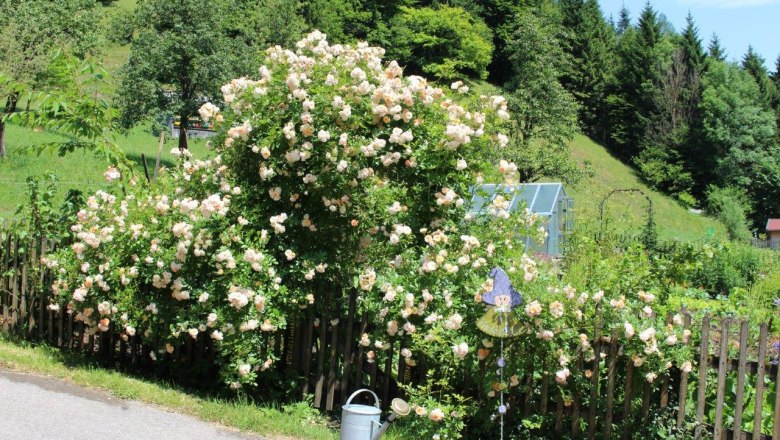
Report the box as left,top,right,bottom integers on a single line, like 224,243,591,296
713,318,730,440
753,323,769,439
694,314,710,440
733,320,749,439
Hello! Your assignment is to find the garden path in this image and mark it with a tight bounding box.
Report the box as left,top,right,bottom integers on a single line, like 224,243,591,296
0,368,264,440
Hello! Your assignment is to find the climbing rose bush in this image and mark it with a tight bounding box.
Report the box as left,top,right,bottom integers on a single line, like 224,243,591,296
46,157,289,388
45,31,695,438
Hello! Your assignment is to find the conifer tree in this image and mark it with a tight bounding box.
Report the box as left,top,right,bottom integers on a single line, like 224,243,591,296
680,13,705,73
558,0,614,140
742,46,775,107
707,33,726,61
616,6,631,35
606,2,664,159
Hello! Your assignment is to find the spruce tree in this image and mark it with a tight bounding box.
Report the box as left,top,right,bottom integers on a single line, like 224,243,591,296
742,46,774,107
680,12,705,73
707,33,726,61
616,6,631,35
605,2,664,159
558,0,614,140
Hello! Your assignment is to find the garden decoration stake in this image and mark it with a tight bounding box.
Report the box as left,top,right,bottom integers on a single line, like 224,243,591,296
477,267,523,440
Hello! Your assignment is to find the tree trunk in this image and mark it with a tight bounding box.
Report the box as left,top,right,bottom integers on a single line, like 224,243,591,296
0,119,6,158
0,92,20,158
178,111,189,150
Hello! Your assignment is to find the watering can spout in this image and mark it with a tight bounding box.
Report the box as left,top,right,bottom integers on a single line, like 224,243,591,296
370,414,396,440
370,398,411,440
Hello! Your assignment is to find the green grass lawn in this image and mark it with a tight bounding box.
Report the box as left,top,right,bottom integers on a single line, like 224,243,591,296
0,339,337,440
0,123,211,219
567,134,726,241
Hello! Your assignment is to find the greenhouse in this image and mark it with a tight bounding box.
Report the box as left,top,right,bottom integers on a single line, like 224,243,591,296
468,183,573,257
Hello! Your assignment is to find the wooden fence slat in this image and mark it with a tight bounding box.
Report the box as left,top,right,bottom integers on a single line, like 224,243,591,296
621,361,634,440
301,307,314,398
604,341,619,439
57,308,65,348
79,321,86,351
522,362,534,418
641,381,651,422
313,312,327,408
397,344,406,387
10,236,19,335
540,371,549,414
677,312,692,430
714,318,730,440
382,339,394,406
587,306,602,440
753,323,769,439
325,319,339,411
773,334,780,440
571,354,583,438
38,238,47,340
66,309,74,349
340,290,357,404
369,352,378,391
660,312,673,409
733,320,749,439
1,233,11,334
20,263,28,339
695,315,711,440
555,390,563,436
352,313,368,391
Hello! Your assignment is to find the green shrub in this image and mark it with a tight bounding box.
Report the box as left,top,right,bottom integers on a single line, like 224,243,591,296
705,186,752,242
387,6,494,81
689,242,762,297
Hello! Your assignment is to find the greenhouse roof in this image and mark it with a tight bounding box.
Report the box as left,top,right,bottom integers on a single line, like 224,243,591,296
468,183,567,216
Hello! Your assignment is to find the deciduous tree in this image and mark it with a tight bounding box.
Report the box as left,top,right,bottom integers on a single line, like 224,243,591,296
116,0,250,150
0,0,103,157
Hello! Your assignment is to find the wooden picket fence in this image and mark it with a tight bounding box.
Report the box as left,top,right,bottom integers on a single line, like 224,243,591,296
2,229,780,438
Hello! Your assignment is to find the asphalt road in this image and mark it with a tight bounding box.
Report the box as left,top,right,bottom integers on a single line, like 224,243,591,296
0,368,262,440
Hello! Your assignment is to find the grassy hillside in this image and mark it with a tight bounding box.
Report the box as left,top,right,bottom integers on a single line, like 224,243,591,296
0,123,210,219
567,135,725,241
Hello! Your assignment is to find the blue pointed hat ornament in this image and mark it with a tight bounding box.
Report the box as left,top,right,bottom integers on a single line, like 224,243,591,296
477,267,523,338
476,267,523,440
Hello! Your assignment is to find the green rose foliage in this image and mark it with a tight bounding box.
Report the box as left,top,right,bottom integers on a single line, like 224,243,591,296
48,159,289,389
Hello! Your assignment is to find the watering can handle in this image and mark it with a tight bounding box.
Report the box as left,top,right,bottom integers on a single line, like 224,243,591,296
345,389,380,408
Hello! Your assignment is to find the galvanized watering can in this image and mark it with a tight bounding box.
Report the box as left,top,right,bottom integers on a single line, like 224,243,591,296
340,389,410,440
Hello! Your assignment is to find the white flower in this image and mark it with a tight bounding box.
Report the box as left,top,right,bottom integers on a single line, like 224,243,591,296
639,327,656,342
456,159,468,170
317,130,331,142
227,289,250,309
645,372,657,383
238,364,251,377
198,103,220,122
429,408,445,422
624,322,635,338
525,300,542,317
443,313,463,330
103,167,121,182
555,368,570,385
549,301,564,318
